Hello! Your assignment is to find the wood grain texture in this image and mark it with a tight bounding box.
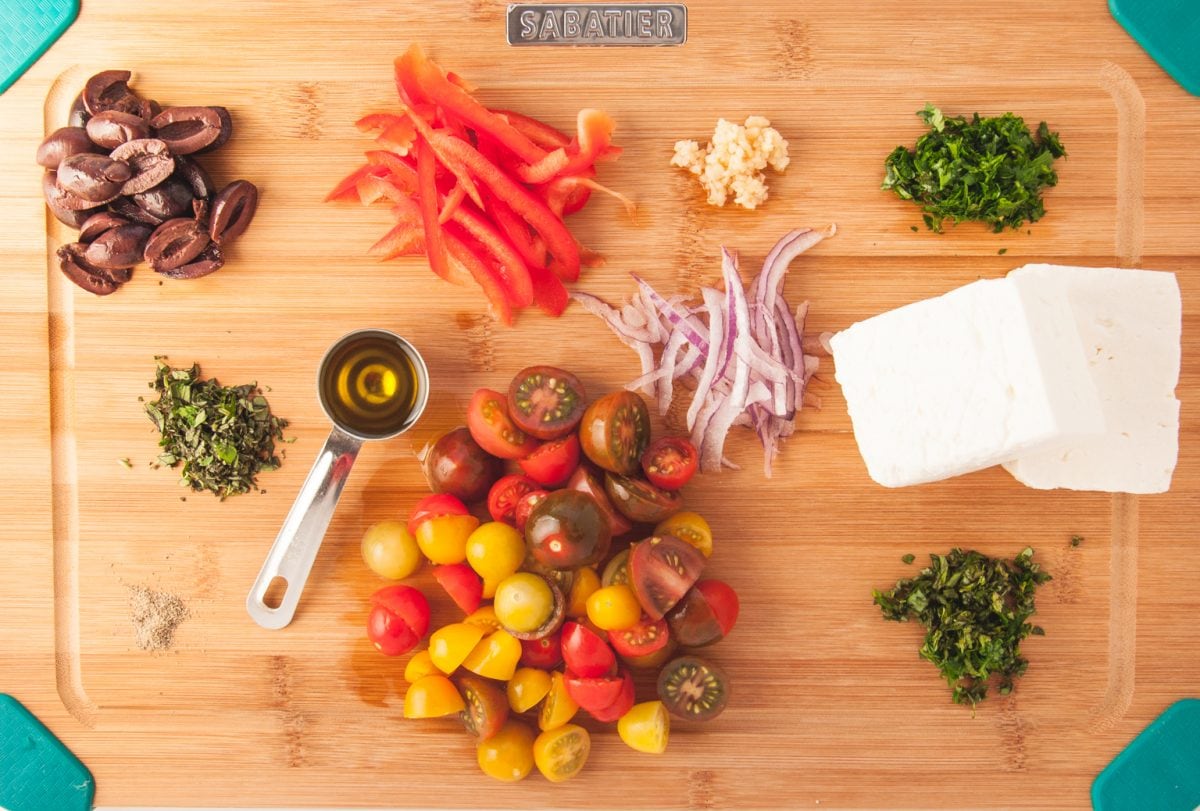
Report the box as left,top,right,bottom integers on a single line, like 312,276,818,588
0,0,1198,807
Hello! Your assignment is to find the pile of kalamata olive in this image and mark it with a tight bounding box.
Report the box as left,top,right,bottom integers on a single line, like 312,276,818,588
38,70,259,295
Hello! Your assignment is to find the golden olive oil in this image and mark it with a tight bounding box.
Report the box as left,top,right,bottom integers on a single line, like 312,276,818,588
319,332,423,439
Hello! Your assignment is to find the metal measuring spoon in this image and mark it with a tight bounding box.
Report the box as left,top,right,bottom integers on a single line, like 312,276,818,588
247,329,429,629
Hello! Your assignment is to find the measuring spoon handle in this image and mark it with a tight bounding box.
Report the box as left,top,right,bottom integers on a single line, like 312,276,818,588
246,426,362,629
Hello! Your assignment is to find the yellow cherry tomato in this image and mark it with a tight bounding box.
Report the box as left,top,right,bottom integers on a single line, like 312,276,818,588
507,667,553,713
538,671,578,731
476,721,536,782
461,629,522,681
655,511,713,557
586,584,642,631
494,573,554,634
567,566,600,618
403,649,436,683
617,700,669,754
415,514,480,565
533,723,590,783
403,674,465,718
361,520,423,580
463,605,502,633
428,623,485,674
466,522,526,589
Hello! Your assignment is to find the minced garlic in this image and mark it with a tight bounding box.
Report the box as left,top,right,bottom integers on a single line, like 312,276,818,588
671,116,790,210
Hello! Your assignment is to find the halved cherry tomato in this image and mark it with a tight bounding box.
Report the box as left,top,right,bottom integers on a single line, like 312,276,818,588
538,671,579,731
566,466,632,537
601,548,630,587
464,605,502,633
604,473,683,524
487,474,538,525
367,585,430,656
629,535,706,621
415,513,479,565
476,720,536,782
564,672,622,712
429,622,486,673
408,493,469,536
467,388,539,460
404,674,465,718
640,437,698,491
423,427,503,503
578,391,650,476
608,616,669,663
585,584,642,631
462,629,522,681
617,700,669,754
665,580,739,647
655,511,713,558
560,621,616,678
508,667,553,713
456,673,509,740
507,366,588,440
533,723,590,782
566,566,600,619
588,668,635,723
518,434,580,487
696,579,740,637
514,489,549,532
433,563,483,615
404,649,437,683
520,629,563,669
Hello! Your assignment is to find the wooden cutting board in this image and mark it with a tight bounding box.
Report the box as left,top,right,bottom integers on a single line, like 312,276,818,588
2,0,1199,807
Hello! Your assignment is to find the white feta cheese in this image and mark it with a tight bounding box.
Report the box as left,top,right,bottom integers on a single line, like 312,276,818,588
1002,264,1181,494
831,277,1104,488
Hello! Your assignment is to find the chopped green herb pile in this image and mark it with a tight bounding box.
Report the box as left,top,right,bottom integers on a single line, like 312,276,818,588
146,359,288,499
882,104,1066,233
873,547,1051,707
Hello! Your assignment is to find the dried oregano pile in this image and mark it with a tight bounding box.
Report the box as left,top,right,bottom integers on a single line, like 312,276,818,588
146,358,288,498
873,547,1051,707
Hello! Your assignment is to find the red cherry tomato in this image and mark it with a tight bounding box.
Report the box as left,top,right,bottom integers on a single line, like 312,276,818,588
408,493,469,536
566,466,632,537
588,668,635,722
513,489,549,533
607,616,669,660
466,388,540,460
367,584,430,656
695,579,739,636
564,672,625,714
518,434,580,487
640,436,698,491
433,563,484,615
487,474,539,525
519,628,563,669
561,621,616,679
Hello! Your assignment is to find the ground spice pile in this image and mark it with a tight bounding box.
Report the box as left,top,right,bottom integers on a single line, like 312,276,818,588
130,585,189,652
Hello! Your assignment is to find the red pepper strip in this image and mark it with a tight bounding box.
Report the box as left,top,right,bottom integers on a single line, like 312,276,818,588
376,119,417,154
516,109,615,184
356,173,408,205
449,204,533,307
395,45,546,166
355,112,408,132
526,257,568,316
326,164,388,202
416,139,454,287
391,200,471,286
428,130,580,281
493,110,571,150
562,185,591,216
438,183,467,225
446,71,477,93
365,150,419,191
369,222,425,260
404,110,484,208
484,192,541,269
443,223,514,325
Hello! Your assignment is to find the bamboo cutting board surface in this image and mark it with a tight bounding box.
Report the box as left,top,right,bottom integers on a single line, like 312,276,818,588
2,0,1200,807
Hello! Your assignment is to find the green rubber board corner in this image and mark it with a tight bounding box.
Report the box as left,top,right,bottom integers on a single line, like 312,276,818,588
1092,698,1200,811
0,694,94,811
1109,0,1200,97
0,0,79,94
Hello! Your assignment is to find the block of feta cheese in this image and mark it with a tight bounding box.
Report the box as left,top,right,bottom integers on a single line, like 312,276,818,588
831,277,1105,488
1002,265,1181,494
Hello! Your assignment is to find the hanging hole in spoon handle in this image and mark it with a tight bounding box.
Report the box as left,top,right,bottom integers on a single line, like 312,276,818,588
246,427,362,630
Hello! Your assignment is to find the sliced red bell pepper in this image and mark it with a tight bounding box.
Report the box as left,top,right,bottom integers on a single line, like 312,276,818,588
443,223,514,325
404,109,484,208
416,140,453,287
484,192,542,270
369,221,425,260
427,130,580,281
450,204,533,308
527,258,568,316
438,183,467,224
377,120,417,154
493,110,571,150
326,164,387,202
356,173,408,205
395,45,547,166
516,109,615,184
355,112,408,132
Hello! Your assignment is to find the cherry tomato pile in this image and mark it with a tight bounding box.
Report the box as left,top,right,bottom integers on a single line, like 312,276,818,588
360,365,740,783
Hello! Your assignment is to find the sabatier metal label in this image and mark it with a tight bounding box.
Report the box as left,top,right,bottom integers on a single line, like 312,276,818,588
507,4,687,46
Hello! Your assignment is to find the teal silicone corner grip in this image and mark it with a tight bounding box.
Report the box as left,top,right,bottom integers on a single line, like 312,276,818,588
0,693,95,811
1109,0,1200,97
1092,698,1200,811
0,0,80,94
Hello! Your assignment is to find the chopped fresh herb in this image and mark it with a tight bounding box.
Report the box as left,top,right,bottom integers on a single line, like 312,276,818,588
873,547,1051,707
909,225,919,232
902,554,916,564
118,457,132,469
146,359,289,500
882,104,1066,233
998,248,1008,255
1070,535,1083,547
